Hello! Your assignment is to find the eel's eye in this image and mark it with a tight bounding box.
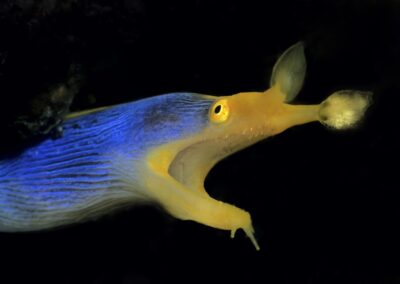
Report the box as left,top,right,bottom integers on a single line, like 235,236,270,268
210,99,229,123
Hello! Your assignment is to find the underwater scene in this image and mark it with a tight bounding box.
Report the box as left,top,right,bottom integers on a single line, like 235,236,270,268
0,1,399,283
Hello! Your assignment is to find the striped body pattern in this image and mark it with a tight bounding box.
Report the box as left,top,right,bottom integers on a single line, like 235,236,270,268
0,93,214,231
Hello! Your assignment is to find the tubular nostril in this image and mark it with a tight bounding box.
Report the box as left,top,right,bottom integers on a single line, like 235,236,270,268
319,114,328,121
318,90,372,129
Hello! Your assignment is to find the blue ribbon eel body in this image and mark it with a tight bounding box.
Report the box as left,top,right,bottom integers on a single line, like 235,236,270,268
0,43,371,250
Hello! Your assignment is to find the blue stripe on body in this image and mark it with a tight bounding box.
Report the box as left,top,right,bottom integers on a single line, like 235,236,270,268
0,92,215,231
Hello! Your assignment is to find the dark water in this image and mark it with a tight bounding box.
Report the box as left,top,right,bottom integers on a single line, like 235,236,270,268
1,1,399,283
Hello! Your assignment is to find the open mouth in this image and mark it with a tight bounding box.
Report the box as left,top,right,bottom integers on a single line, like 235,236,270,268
166,130,261,191
167,139,216,192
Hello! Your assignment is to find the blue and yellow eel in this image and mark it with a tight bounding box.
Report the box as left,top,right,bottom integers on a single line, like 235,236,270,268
0,43,371,250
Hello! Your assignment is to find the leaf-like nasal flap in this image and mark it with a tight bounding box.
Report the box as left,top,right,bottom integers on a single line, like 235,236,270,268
270,42,306,102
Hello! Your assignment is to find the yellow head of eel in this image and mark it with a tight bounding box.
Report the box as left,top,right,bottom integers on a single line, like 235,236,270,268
142,42,371,250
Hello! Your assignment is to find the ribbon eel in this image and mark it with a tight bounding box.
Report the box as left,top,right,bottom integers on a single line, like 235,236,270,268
0,43,371,250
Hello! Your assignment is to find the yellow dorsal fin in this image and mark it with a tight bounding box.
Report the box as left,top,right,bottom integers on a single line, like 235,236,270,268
66,106,110,120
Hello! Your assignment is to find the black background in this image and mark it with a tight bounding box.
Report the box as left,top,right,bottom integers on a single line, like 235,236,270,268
1,1,400,283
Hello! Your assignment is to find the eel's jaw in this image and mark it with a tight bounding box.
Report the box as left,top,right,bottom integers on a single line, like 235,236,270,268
145,138,261,250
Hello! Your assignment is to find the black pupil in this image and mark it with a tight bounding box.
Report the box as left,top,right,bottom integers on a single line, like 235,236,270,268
214,105,222,114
